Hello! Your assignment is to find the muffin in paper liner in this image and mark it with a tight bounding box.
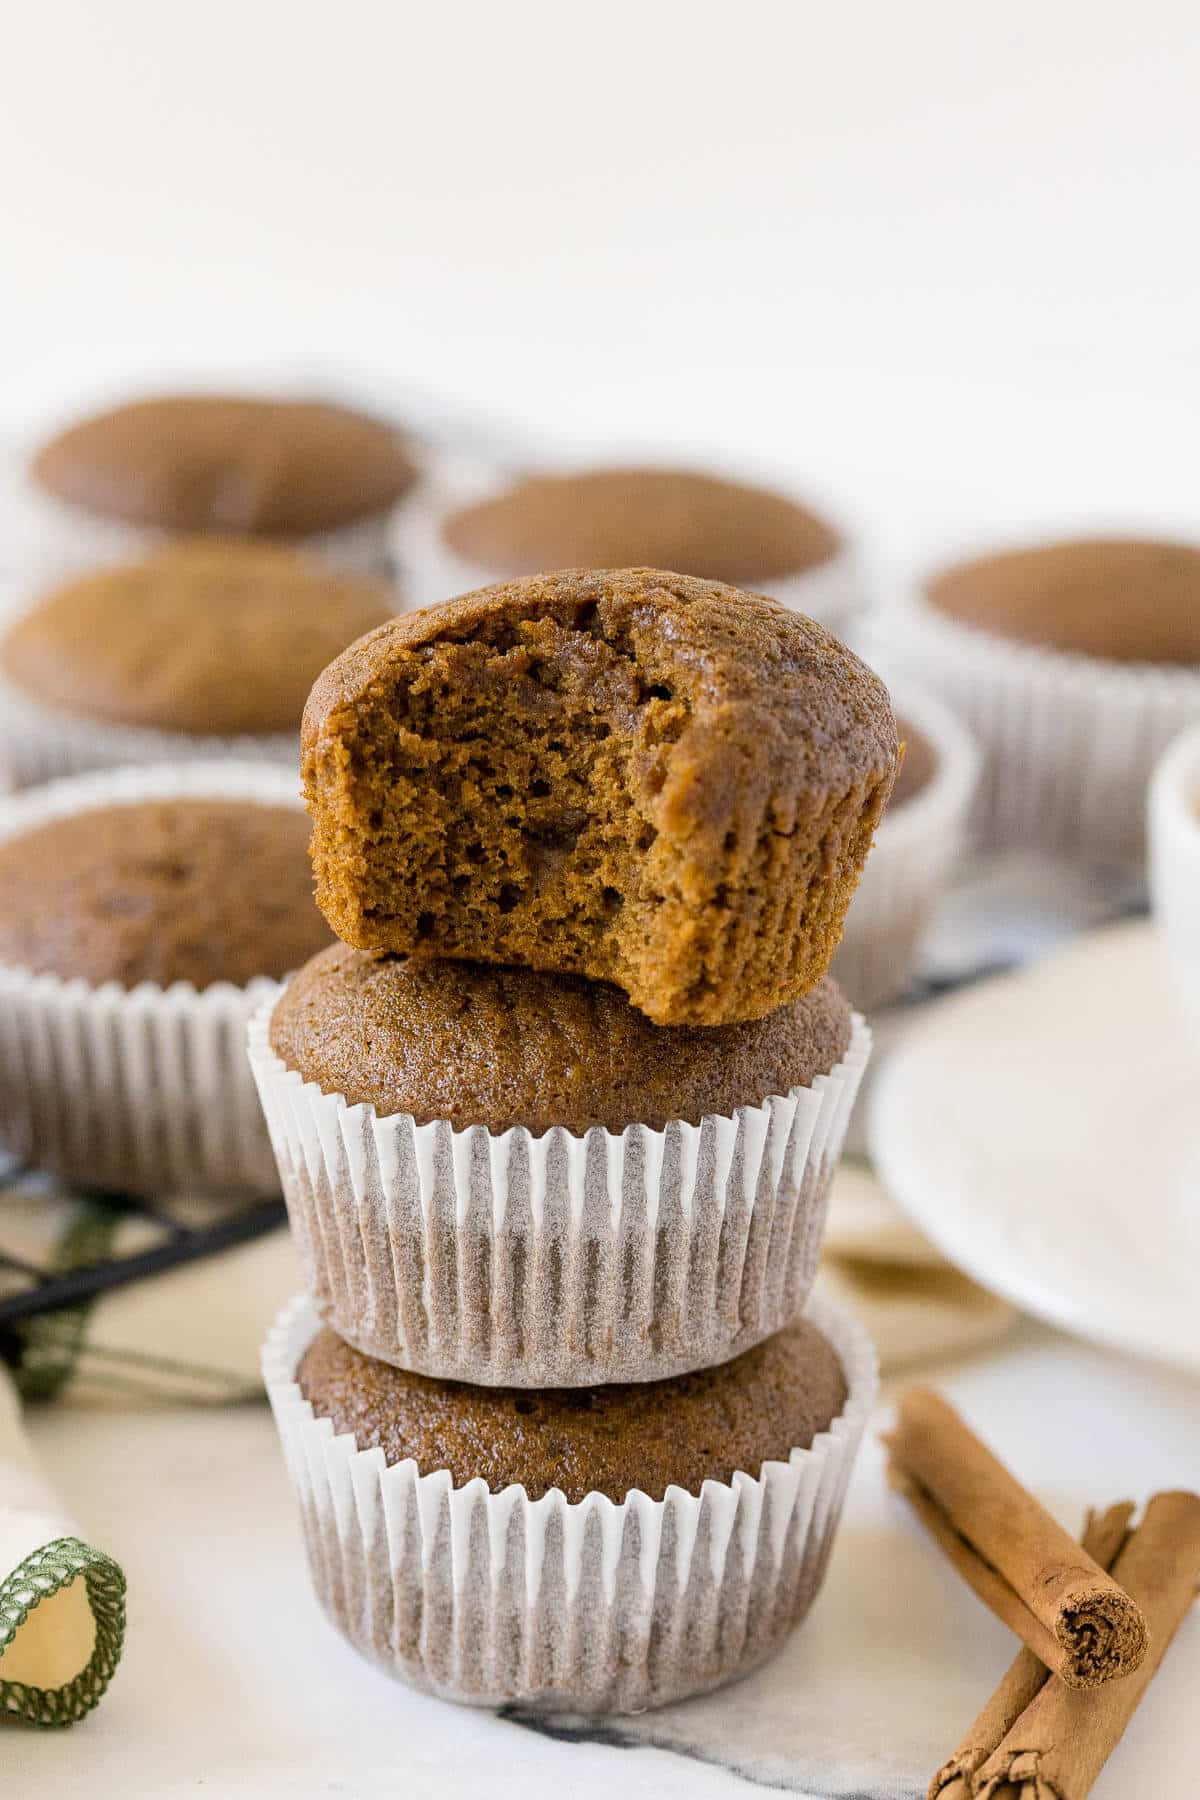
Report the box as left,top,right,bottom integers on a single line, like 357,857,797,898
0,574,300,786
262,1289,878,1713
389,461,865,639
832,681,980,1012
0,761,311,1196
879,583,1200,866
0,674,299,788
248,999,871,1386
0,452,396,586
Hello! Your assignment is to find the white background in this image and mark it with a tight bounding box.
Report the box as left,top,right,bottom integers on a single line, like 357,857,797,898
3,0,1199,568
5,12,1200,1794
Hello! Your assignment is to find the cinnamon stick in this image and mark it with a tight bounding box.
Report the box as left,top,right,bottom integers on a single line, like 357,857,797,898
973,1490,1200,1798
927,1503,1134,1799
884,1389,1147,1688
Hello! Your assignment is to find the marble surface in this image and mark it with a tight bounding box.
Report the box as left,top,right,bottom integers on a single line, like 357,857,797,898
10,1323,1199,1799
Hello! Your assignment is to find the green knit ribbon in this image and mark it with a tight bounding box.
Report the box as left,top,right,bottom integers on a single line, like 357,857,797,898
13,1204,118,1402
0,1536,126,1726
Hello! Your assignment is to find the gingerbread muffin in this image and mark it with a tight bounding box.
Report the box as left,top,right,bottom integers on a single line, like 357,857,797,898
269,945,852,1133
302,568,900,1027
0,763,326,1194
926,537,1200,663
2,539,395,738
443,467,839,586
297,1313,848,1503
264,1291,877,1710
888,715,938,811
831,687,979,1013
32,394,416,541
0,798,329,990
394,465,861,634
253,945,868,1385
884,537,1200,863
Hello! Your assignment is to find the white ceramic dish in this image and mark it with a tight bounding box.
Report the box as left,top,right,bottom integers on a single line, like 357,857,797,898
868,919,1200,1371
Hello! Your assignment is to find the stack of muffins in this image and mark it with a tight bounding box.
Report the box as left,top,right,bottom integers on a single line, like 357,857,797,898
253,567,901,1711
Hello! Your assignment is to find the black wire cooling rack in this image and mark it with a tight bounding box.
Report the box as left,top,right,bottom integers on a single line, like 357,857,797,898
0,1158,285,1340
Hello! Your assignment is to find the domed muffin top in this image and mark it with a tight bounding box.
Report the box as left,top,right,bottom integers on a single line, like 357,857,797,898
1,539,395,736
32,393,416,536
926,537,1200,664
0,797,330,988
270,944,853,1134
442,467,841,587
298,1315,848,1503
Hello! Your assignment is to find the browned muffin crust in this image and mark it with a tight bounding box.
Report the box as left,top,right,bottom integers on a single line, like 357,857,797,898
0,799,331,987
270,945,852,1133
0,540,395,736
926,537,1200,664
31,394,417,536
889,716,938,810
298,1317,848,1502
442,468,841,587
303,568,899,1026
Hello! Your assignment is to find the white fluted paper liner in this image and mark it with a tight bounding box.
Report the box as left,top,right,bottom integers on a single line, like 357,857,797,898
879,584,1200,865
389,461,865,637
262,1288,878,1712
1149,720,1200,1029
0,761,307,1195
0,576,298,784
832,682,980,1011
0,451,396,585
0,673,299,787
250,999,870,1386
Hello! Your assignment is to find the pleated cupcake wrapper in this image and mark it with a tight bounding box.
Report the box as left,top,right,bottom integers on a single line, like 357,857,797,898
262,1288,877,1712
389,463,865,637
1149,721,1200,1030
0,670,297,788
0,761,304,1195
0,454,396,586
249,1003,871,1386
881,588,1200,866
832,681,980,1012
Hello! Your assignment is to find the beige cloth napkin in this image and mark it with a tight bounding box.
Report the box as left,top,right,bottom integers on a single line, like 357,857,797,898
816,1160,1017,1370
1,1157,1013,1410
3,1177,299,1407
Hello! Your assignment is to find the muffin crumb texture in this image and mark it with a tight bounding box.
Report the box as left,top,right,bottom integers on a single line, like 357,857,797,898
0,799,330,987
297,1316,848,1503
302,567,899,1025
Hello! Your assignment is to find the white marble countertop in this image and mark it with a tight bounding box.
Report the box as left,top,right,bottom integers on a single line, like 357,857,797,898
10,1321,1198,1800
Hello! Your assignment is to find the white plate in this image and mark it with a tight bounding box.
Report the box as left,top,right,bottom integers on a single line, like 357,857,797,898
869,919,1200,1372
